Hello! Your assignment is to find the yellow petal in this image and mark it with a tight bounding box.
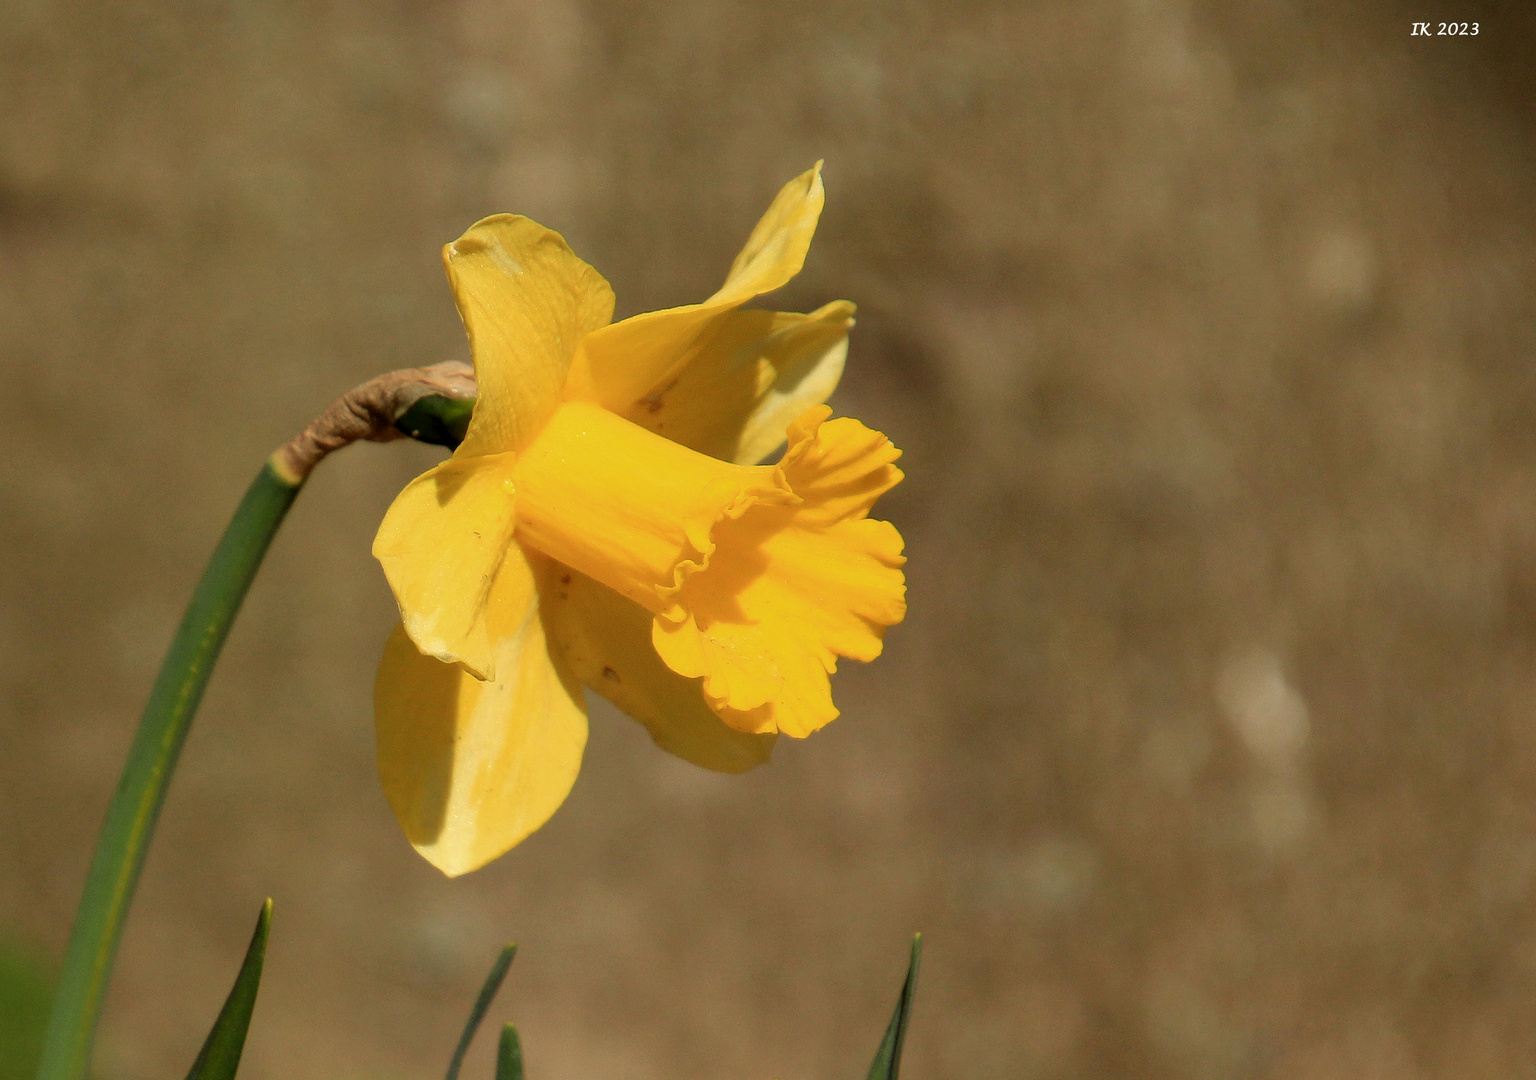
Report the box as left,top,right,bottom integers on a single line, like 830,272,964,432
446,215,614,457
709,161,826,307
562,164,826,414
373,453,519,681
535,555,775,773
374,545,587,877
509,400,905,739
622,301,853,465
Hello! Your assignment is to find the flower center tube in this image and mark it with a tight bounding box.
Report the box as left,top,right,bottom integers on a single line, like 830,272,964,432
511,400,906,738
510,401,793,618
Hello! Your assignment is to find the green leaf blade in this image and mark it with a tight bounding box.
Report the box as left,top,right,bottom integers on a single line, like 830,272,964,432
184,899,272,1080
446,944,516,1080
494,1024,523,1080
865,934,922,1080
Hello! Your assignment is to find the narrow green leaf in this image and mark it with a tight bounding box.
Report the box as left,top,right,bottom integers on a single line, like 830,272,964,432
36,464,301,1080
395,394,475,449
446,944,516,1080
184,900,272,1080
494,1024,523,1080
864,934,922,1080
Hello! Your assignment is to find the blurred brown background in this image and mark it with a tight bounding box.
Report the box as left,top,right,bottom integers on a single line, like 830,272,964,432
4,1,1536,1077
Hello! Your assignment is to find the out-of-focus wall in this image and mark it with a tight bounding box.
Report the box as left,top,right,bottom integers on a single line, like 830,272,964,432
3,1,1535,1077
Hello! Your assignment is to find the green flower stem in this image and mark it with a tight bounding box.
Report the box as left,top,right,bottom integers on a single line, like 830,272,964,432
34,461,303,1080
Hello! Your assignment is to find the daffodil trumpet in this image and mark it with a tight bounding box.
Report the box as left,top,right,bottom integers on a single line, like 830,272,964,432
373,164,907,875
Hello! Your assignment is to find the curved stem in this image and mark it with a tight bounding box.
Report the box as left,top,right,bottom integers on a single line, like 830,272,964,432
34,363,479,1080
34,463,302,1080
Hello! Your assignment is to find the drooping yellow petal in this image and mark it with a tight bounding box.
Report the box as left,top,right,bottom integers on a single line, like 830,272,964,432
374,545,587,877
535,555,775,773
621,301,854,466
562,164,826,414
651,407,906,737
373,452,518,681
508,400,905,738
446,215,614,458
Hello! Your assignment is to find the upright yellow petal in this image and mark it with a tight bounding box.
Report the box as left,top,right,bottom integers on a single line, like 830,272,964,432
709,162,826,307
374,545,587,877
562,165,826,414
373,452,518,681
535,556,775,773
446,215,614,457
621,301,853,466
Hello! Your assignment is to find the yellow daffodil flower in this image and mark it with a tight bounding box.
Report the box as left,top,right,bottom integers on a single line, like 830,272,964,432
372,165,906,875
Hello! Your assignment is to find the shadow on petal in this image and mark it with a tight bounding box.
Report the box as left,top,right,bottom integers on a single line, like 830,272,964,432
534,553,776,774
374,550,588,876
